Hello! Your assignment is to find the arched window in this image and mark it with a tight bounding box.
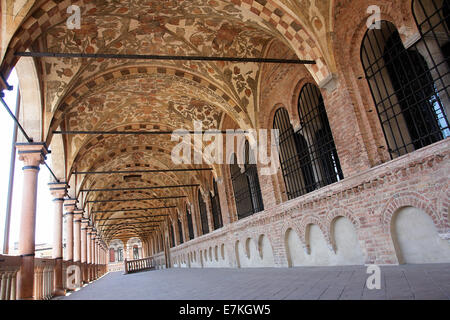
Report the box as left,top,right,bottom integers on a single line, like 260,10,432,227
198,190,209,235
274,87,343,199
361,16,449,159
169,224,175,248
297,84,343,191
177,219,184,244
230,141,264,219
210,178,223,230
133,245,139,259
186,205,195,240
273,107,314,199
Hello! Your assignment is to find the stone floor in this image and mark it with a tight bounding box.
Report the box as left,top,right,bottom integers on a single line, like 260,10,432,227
57,264,450,300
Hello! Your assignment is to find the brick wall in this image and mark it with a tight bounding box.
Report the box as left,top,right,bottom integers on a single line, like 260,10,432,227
165,139,450,267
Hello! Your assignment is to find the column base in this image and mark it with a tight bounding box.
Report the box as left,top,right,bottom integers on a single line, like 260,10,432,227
52,289,66,297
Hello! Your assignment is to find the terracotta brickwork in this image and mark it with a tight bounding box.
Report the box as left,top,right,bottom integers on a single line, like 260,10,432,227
169,139,450,267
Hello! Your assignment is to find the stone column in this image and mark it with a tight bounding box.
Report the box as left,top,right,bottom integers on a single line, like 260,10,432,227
91,230,97,279
81,219,88,283
16,143,48,300
86,226,92,281
49,182,67,296
63,199,76,262
73,209,83,265
95,240,99,265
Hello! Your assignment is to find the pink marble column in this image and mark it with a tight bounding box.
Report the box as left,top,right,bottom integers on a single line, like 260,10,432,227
81,218,88,283
91,230,97,279
73,209,83,264
63,199,76,262
49,182,67,296
86,226,92,281
16,143,48,300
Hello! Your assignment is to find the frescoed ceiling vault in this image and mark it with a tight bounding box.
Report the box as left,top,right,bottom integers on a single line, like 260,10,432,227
0,0,335,242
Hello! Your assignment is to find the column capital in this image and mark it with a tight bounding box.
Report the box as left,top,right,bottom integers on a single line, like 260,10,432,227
49,182,68,200
73,209,84,221
81,219,89,228
16,142,49,167
64,198,77,213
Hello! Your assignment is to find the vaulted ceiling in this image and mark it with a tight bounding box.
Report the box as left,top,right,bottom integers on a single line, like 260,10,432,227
0,0,335,243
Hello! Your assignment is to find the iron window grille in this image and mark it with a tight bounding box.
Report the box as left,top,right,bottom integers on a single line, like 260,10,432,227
133,246,139,259
361,3,449,159
210,178,223,230
178,219,184,244
273,85,343,200
230,141,264,220
186,205,195,240
169,224,175,248
198,190,210,235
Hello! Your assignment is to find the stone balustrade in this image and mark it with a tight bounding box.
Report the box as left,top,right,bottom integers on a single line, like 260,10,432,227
0,255,107,300
34,258,55,300
108,262,124,273
124,257,154,274
0,255,21,300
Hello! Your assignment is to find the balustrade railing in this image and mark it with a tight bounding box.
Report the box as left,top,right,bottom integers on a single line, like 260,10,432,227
0,255,21,300
0,255,106,300
124,257,154,274
108,262,124,273
34,258,55,300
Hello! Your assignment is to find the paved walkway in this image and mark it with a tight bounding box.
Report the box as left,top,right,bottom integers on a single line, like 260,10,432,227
57,264,450,300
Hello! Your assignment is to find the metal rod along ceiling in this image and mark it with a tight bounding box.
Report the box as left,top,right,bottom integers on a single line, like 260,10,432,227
16,51,316,65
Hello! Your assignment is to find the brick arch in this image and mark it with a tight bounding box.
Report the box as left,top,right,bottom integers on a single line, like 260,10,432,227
336,1,418,64
298,214,331,253
326,208,361,230
45,64,252,145
280,220,304,243
280,220,307,264
381,191,442,234
437,183,450,232
332,0,419,166
0,0,331,85
289,76,317,130
256,233,275,260
325,208,361,252
266,103,290,203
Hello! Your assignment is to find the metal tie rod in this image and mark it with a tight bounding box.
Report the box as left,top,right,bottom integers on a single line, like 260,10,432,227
87,195,186,203
81,184,199,192
75,168,212,175
16,52,316,64
92,206,176,213
53,130,247,135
